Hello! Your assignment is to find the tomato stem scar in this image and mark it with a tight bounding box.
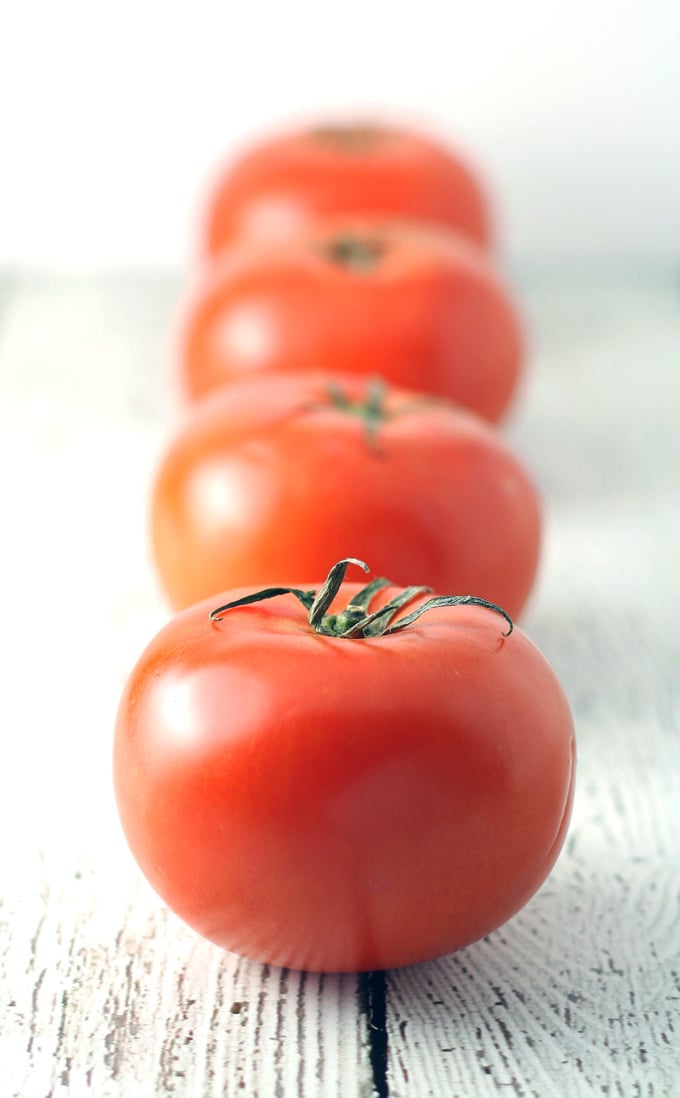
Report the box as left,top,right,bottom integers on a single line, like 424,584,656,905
209,558,513,639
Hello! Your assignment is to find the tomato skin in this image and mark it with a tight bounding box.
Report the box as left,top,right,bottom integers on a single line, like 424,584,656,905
113,583,575,973
150,372,541,616
201,122,490,259
179,218,522,422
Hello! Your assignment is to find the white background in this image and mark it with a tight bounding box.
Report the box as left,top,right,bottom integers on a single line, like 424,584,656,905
1,0,678,269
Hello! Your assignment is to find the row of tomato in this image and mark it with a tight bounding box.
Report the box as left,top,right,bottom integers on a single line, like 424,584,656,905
114,120,576,974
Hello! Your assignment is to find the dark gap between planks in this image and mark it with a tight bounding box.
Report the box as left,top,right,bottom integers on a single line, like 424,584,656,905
358,970,389,1098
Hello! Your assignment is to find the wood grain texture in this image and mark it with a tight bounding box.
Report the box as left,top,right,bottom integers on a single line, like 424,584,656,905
1,270,678,1097
2,851,370,1097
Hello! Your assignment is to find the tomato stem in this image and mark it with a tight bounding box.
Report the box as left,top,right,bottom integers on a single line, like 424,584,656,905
322,232,386,272
210,559,513,639
321,379,443,453
312,124,381,152
325,378,389,450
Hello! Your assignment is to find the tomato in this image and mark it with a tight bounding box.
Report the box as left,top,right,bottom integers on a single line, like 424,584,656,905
201,121,491,259
150,371,541,615
113,558,575,973
179,217,522,422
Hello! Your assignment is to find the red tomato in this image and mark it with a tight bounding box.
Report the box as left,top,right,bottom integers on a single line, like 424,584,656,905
201,121,491,259
150,372,541,616
114,558,575,973
179,217,523,422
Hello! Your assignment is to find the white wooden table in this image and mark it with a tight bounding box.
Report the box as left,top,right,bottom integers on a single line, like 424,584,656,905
1,268,678,1097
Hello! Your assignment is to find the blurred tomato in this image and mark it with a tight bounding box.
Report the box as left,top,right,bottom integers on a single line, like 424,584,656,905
201,121,491,258
180,217,522,422
151,371,541,615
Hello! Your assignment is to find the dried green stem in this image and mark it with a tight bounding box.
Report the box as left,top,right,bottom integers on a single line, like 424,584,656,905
210,559,513,639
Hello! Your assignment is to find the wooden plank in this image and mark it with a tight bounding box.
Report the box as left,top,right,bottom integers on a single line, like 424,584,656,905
384,277,680,1096
0,272,373,1097
385,749,680,1096
2,849,371,1097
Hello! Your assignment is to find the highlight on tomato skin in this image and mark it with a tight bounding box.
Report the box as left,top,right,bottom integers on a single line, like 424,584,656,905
200,120,492,261
149,370,542,617
177,216,523,423
113,560,576,974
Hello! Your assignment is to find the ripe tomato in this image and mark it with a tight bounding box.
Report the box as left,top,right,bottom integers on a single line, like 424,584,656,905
114,558,575,973
179,217,522,422
150,372,541,616
201,121,491,259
